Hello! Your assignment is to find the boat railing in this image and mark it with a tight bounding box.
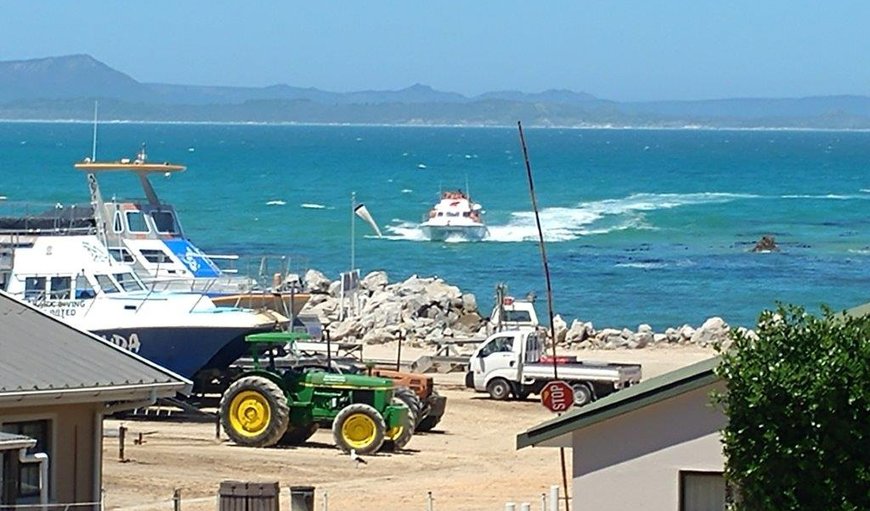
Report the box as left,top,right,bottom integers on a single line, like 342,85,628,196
204,253,240,274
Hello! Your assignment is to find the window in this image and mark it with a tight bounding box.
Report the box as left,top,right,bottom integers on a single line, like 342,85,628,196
94,274,120,294
479,336,514,357
75,275,96,299
680,471,728,511
150,211,179,234
114,273,144,292
125,211,150,233
108,247,135,263
1,420,51,500
24,277,45,301
48,276,71,300
112,211,123,233
139,249,172,264
504,310,532,323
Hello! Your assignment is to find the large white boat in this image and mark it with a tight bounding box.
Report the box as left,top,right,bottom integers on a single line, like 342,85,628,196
419,189,489,241
0,233,284,382
49,145,309,318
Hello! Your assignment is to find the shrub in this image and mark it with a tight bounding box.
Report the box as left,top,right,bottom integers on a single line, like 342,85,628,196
716,304,870,511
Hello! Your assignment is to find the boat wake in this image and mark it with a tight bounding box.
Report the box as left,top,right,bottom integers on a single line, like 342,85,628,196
384,192,753,243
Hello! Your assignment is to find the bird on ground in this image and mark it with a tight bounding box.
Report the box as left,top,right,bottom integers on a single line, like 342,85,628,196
350,449,367,467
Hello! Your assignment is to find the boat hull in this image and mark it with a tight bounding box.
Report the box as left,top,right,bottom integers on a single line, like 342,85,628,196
421,224,489,242
91,324,274,380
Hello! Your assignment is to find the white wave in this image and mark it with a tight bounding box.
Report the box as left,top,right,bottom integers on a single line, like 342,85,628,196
266,200,286,206
300,202,325,209
401,189,413,194
417,163,427,169
861,189,870,193
0,196,6,200
781,194,865,200
384,222,428,241
848,248,870,255
615,262,668,270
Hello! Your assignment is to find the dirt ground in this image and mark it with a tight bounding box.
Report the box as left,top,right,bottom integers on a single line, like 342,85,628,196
102,345,716,511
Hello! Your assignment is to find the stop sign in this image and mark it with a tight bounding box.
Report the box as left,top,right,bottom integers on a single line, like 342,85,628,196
541,380,574,412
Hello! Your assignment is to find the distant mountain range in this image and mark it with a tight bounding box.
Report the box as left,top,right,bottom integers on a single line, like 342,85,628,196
2,54,869,128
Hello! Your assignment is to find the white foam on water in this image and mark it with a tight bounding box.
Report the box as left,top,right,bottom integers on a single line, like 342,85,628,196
401,189,413,194
417,163,427,169
384,222,428,241
781,193,867,200
300,202,325,209
0,196,6,200
615,262,668,270
266,200,286,206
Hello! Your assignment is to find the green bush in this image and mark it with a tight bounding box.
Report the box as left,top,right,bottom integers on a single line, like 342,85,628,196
715,304,870,510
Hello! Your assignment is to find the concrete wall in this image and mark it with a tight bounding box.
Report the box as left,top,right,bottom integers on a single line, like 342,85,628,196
0,403,102,505
571,382,726,511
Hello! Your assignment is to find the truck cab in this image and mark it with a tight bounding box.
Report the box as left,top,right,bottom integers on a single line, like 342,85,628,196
467,330,540,399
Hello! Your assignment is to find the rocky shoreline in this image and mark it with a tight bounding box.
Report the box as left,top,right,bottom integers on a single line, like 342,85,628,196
299,270,747,350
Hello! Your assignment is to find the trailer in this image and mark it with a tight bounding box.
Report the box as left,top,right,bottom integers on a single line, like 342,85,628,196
465,329,641,406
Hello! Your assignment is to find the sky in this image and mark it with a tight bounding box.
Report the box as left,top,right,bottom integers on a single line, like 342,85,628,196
1,1,868,102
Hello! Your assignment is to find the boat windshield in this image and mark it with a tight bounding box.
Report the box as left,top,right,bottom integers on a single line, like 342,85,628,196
125,211,150,233
94,274,120,294
108,247,136,263
114,272,145,292
150,211,180,234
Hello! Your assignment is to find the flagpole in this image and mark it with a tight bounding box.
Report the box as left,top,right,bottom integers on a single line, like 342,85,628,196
351,191,356,272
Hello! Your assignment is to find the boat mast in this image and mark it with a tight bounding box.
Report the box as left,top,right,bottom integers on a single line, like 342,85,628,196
91,101,99,161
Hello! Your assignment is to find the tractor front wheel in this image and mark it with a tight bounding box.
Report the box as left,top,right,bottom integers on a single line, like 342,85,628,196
220,376,289,447
332,404,386,455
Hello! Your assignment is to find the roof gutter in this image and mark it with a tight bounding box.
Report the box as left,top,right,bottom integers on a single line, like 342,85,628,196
0,381,189,406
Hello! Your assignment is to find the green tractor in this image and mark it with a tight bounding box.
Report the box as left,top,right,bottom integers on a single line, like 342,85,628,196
219,332,413,454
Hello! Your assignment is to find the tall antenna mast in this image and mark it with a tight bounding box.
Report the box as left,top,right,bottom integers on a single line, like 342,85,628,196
517,121,570,511
91,101,99,161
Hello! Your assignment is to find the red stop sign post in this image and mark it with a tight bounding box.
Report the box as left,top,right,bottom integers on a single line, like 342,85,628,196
541,380,574,413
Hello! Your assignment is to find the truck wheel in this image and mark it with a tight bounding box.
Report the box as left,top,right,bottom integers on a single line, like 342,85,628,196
220,376,289,447
487,378,512,401
383,399,415,451
332,404,386,455
278,422,318,445
394,387,422,427
572,383,594,407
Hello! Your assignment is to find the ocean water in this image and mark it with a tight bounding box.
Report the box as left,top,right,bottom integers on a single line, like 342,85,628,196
1,122,868,330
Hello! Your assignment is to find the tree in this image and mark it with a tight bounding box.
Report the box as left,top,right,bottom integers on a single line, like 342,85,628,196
715,304,870,510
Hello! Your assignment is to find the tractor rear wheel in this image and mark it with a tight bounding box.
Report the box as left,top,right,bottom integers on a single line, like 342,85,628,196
279,422,319,445
415,389,444,432
383,398,415,451
394,387,422,426
332,404,386,455
220,376,289,447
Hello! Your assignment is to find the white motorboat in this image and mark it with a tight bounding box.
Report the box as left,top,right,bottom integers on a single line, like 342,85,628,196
34,145,310,318
419,189,489,241
0,233,284,381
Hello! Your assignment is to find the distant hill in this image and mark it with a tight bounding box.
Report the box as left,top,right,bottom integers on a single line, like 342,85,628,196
1,54,869,128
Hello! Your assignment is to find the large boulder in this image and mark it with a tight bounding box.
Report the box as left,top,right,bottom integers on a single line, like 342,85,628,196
361,271,389,292
304,269,332,294
691,317,730,347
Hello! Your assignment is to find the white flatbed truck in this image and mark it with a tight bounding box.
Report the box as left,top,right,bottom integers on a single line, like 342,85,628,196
465,329,642,406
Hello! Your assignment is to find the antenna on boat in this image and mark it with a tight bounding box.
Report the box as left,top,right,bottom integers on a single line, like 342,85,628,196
91,101,99,161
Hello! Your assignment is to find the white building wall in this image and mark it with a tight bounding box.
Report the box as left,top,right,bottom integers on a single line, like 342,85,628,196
571,383,726,511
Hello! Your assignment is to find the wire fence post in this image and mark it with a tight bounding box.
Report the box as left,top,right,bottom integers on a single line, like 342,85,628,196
172,488,181,511
118,425,127,462
541,492,547,511
426,491,434,511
